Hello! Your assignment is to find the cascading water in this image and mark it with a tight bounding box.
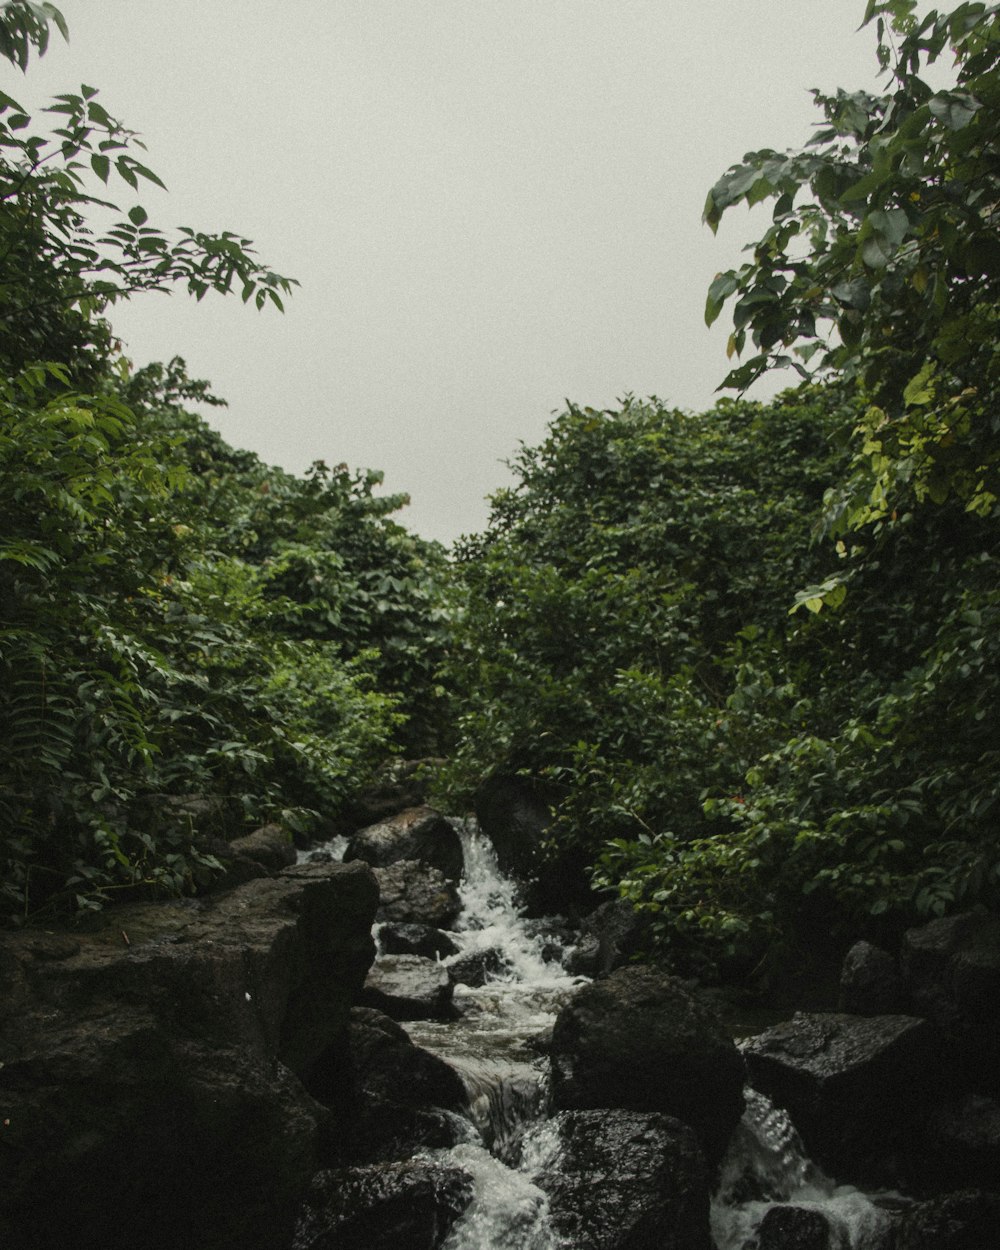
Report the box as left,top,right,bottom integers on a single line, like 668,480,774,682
406,820,586,1249
710,1089,896,1250
304,820,897,1249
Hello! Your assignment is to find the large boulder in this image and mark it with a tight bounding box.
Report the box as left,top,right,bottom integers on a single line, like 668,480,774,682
360,954,456,1021
522,1109,711,1250
565,897,655,977
549,966,745,1167
373,860,462,929
894,1189,1000,1249
295,1159,474,1250
377,923,460,961
901,909,1000,1093
918,1093,1000,1193
0,861,379,1250
474,773,591,916
345,806,464,882
346,757,443,827
755,1204,846,1250
742,1011,938,1185
304,1008,468,1163
839,940,907,1016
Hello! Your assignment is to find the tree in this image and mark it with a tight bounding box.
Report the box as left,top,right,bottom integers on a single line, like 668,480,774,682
704,1,1000,555
0,2,297,379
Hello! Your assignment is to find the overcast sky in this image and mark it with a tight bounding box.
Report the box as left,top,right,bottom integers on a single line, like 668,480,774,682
17,2,887,544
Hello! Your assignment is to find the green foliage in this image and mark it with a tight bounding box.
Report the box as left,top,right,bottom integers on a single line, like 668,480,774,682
705,1,1000,590
0,7,451,923
440,379,1000,969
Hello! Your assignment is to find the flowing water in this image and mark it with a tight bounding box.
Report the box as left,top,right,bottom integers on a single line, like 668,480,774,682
305,821,895,1249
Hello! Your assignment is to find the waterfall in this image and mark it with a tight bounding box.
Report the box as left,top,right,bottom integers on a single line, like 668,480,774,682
710,1089,895,1250
304,819,898,1249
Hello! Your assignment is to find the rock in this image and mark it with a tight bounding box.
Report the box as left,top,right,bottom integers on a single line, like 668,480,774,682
895,1189,1000,1249
0,861,378,1250
549,965,745,1167
378,922,460,960
839,940,907,1016
229,821,298,871
901,909,1000,1093
756,1204,845,1249
742,1011,939,1185
919,1093,1000,1192
373,859,462,929
448,946,507,987
346,757,444,827
345,806,464,882
360,954,456,1020
565,898,654,977
523,1109,711,1250
348,1008,467,1116
302,1007,468,1163
474,773,591,916
295,1159,474,1250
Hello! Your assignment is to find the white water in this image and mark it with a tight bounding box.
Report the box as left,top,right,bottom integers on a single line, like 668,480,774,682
304,819,897,1249
710,1089,895,1250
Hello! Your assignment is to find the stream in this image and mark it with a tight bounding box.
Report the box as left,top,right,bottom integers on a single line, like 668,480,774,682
306,821,895,1249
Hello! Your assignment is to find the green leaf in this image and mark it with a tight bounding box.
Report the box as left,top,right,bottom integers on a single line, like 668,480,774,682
90,153,110,183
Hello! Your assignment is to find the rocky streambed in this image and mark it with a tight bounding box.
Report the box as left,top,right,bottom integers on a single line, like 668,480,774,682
1,795,999,1250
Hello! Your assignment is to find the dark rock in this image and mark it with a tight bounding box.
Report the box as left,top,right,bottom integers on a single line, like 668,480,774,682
0,861,378,1250
524,1109,711,1250
565,898,654,977
229,822,298,871
373,859,462,929
919,1093,1000,1193
756,1204,844,1249
360,954,456,1020
378,923,460,960
840,940,907,1016
345,806,463,882
474,773,592,916
743,1011,939,1185
549,965,745,1167
348,1008,467,1116
895,1189,1000,1249
901,909,1000,1093
347,757,444,827
295,1159,474,1250
448,946,507,987
304,1007,468,1162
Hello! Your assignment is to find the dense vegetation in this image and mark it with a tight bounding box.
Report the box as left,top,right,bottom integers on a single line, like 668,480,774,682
3,0,998,979
0,4,449,922
441,1,1000,970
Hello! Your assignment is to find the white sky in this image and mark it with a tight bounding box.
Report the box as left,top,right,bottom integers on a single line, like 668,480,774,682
14,2,887,544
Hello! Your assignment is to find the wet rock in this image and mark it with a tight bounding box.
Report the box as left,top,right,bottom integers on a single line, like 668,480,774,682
378,922,460,960
475,773,591,916
565,897,654,977
303,1007,468,1163
756,1204,845,1249
839,940,906,1016
348,1008,467,1116
894,1189,1000,1249
295,1159,474,1250
448,946,506,987
901,909,1000,1093
360,954,456,1020
919,1093,1000,1193
346,757,443,827
742,1011,938,1185
549,965,745,1167
0,861,378,1250
345,806,463,882
229,822,298,871
524,1109,711,1250
373,859,462,929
